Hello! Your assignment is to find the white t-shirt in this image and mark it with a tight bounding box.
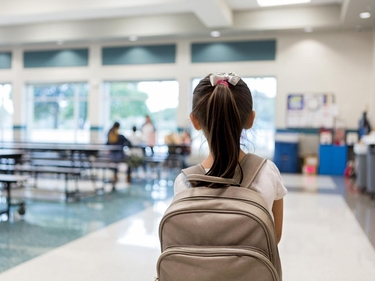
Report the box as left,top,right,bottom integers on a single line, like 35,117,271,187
128,132,143,146
174,159,287,219
126,133,144,157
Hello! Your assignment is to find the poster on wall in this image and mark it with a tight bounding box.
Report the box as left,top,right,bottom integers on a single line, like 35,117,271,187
286,93,336,128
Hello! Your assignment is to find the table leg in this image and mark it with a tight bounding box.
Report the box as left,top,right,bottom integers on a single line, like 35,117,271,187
5,182,10,219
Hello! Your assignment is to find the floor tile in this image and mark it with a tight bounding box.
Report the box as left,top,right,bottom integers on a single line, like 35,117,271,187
280,193,375,281
0,200,171,281
281,173,336,190
0,176,175,273
0,173,374,280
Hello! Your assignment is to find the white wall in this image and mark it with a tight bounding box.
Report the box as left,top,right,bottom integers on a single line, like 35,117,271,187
276,31,373,129
0,29,373,142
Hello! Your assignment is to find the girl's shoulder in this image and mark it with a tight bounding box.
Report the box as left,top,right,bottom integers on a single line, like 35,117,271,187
240,154,282,179
240,154,283,184
251,158,287,200
261,159,282,177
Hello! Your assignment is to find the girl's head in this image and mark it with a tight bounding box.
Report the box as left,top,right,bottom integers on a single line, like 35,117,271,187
190,72,255,181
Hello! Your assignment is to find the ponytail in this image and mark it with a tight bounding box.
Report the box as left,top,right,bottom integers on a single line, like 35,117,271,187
206,84,242,179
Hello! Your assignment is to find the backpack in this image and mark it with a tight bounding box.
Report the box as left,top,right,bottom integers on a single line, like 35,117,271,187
156,154,282,281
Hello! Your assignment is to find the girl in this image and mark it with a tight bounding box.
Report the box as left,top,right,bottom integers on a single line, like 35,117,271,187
174,72,287,243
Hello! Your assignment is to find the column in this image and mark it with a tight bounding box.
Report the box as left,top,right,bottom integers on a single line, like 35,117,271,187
12,48,26,141
88,44,104,143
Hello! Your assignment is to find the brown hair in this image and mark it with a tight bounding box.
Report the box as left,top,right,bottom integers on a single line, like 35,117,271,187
108,122,120,143
191,74,253,184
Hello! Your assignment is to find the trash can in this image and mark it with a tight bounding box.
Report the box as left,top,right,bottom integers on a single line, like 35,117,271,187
274,133,299,173
367,144,375,198
354,143,367,191
362,133,375,198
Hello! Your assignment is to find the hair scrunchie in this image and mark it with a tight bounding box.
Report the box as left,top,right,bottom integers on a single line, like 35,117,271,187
209,72,241,87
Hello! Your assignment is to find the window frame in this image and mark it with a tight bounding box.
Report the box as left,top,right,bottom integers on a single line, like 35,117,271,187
26,82,89,143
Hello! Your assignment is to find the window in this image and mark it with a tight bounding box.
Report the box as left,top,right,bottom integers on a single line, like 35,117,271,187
26,83,89,143
242,77,277,159
0,84,13,141
104,80,179,144
190,77,277,159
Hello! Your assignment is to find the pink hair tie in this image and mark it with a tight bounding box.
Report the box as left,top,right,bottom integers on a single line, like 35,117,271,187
216,80,229,87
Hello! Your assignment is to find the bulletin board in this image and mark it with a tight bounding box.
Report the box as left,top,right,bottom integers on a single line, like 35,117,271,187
286,93,336,128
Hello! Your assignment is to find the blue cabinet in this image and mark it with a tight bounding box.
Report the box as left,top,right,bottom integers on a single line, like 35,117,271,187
274,141,299,173
318,145,348,175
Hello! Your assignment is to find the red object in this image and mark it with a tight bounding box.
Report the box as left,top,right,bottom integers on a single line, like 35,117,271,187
344,161,354,177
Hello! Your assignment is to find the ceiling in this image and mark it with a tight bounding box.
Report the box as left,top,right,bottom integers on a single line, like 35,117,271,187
0,0,374,46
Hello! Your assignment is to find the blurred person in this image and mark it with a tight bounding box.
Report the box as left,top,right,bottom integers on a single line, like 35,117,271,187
106,122,131,184
359,110,372,139
141,115,156,154
126,126,145,172
142,115,156,146
180,130,192,157
128,126,143,146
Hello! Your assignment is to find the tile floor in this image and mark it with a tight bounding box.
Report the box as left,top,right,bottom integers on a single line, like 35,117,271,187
0,169,374,280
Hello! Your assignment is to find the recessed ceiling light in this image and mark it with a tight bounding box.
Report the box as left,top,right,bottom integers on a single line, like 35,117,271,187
129,35,138,41
257,0,311,7
359,12,371,19
210,31,221,37
304,27,313,33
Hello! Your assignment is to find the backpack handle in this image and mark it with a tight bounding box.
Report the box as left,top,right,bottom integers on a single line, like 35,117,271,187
186,174,240,187
182,154,267,188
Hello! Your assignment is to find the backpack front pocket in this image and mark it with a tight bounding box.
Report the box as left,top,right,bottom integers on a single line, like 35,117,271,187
156,246,280,281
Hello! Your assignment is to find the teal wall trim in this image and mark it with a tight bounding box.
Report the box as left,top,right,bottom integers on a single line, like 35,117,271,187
277,128,357,135
102,44,176,65
90,126,104,131
0,52,12,69
24,49,89,68
277,128,320,134
13,125,26,130
191,40,276,63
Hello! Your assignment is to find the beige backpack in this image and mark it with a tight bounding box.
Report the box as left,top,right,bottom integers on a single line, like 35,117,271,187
157,154,282,281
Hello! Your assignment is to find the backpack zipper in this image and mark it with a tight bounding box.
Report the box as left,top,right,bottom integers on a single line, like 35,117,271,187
160,209,275,262
164,244,269,259
171,196,273,222
157,246,280,281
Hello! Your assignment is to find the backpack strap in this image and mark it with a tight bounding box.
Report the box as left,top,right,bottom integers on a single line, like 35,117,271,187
182,165,238,186
181,164,206,176
181,154,267,188
239,154,267,188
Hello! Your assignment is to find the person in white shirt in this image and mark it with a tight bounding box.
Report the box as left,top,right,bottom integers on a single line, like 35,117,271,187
141,115,156,145
141,115,156,155
127,126,144,157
